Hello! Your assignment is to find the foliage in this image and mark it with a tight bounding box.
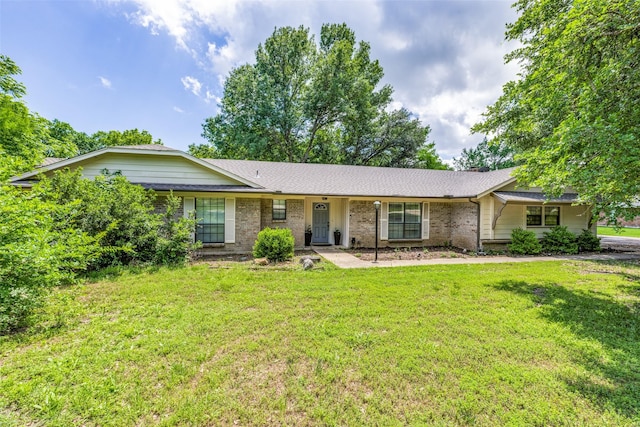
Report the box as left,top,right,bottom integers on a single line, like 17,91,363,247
200,24,436,168
34,168,160,268
508,227,542,255
541,226,579,254
2,261,640,425
453,138,519,171
0,185,96,334
415,141,451,170
155,192,201,265
576,229,601,252
252,227,295,262
473,0,640,221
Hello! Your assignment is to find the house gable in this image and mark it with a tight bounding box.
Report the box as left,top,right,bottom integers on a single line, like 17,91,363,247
12,146,262,189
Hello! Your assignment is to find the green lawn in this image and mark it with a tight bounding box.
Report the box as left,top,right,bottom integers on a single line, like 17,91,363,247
1,260,640,426
598,226,640,238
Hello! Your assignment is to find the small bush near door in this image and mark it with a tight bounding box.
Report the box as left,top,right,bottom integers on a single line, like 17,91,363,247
253,227,295,262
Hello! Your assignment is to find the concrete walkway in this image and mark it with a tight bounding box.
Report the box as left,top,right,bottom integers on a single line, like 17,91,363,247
312,246,640,269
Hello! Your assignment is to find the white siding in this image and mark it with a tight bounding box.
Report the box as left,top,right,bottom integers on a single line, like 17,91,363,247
69,153,243,185
478,196,493,240
494,205,525,239
562,205,592,234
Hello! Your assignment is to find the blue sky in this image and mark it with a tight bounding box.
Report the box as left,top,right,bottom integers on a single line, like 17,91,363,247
1,0,518,161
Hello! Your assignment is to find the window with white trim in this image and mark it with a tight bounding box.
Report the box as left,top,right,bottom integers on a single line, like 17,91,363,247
388,202,421,239
272,199,286,220
526,206,560,227
195,198,225,243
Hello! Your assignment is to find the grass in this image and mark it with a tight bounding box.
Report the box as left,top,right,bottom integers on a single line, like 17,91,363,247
598,226,640,238
1,260,640,426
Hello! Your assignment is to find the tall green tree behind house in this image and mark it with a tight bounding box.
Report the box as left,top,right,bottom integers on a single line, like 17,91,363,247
196,24,442,168
473,0,640,220
453,138,519,171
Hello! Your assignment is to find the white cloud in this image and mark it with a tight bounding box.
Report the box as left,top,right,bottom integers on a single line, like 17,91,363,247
98,76,112,89
173,106,185,113
111,0,520,160
181,75,202,96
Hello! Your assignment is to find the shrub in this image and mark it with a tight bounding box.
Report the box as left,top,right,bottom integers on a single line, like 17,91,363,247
508,228,542,255
253,227,295,262
155,192,200,265
541,226,578,254
34,168,160,268
0,185,96,334
576,229,601,252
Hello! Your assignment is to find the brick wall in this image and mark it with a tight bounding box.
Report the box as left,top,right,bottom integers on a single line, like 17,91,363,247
450,202,478,250
260,199,305,247
428,203,452,246
233,198,261,252
348,201,378,247
153,195,184,218
348,201,479,250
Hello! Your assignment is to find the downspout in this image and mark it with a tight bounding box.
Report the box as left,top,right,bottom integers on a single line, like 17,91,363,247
468,198,481,252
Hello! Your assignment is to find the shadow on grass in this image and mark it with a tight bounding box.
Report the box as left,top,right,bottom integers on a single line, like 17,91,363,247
495,277,640,419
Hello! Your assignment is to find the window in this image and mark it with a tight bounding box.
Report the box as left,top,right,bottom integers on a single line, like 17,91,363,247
388,202,421,239
195,198,225,243
272,199,286,220
526,206,560,227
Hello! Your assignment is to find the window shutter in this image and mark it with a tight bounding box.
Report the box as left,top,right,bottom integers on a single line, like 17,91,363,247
225,198,236,243
183,197,196,241
380,202,388,241
422,202,430,240
183,197,195,218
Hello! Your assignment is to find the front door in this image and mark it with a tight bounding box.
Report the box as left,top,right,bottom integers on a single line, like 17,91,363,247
312,203,330,244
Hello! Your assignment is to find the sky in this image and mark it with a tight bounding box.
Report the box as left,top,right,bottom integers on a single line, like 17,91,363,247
0,0,520,162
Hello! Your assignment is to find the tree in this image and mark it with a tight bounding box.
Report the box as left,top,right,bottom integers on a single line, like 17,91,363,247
452,138,518,171
198,24,433,168
416,142,451,170
473,0,640,220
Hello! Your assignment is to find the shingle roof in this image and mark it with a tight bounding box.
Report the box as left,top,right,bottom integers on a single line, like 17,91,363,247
204,159,516,198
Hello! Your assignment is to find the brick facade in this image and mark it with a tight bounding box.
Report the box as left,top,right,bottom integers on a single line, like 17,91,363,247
153,195,184,218
260,199,306,248
348,200,479,250
450,202,478,250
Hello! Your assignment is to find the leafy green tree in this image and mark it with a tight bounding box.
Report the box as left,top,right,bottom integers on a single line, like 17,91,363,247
473,0,640,219
0,184,97,333
416,141,451,170
453,138,518,171
199,24,431,167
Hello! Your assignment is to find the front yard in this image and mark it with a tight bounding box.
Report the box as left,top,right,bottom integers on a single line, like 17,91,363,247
1,260,639,426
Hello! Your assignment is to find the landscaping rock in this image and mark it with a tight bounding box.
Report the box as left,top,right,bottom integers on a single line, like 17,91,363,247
302,258,314,270
299,255,321,264
254,257,269,266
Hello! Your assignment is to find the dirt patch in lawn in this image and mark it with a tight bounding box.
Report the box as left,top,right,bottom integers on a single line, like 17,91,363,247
194,250,319,269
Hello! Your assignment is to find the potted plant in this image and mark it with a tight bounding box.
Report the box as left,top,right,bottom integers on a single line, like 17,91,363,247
304,225,313,246
334,228,342,246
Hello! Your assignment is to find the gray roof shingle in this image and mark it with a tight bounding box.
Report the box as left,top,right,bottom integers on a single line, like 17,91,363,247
204,159,515,198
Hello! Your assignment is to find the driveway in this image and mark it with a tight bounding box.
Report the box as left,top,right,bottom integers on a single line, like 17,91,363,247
600,235,640,252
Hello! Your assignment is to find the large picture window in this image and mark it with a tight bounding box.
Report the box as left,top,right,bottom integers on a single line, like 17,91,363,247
196,198,225,243
527,206,560,227
272,199,286,220
388,202,421,239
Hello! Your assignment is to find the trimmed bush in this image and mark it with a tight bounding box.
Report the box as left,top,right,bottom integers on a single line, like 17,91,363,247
253,227,295,262
509,228,542,255
541,226,578,254
577,229,601,252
